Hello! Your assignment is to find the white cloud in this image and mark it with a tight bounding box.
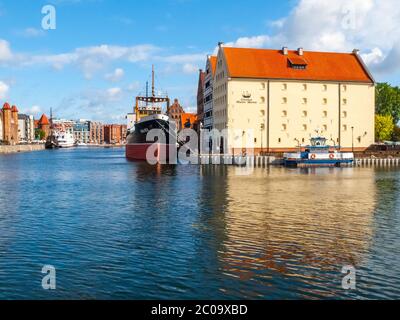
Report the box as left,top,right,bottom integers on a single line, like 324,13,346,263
105,68,125,82
0,40,13,62
24,105,42,115
0,81,9,99
106,87,122,101
3,43,159,78
224,0,400,76
182,63,198,74
18,28,45,38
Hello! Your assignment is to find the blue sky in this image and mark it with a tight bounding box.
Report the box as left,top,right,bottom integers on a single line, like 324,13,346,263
0,0,399,123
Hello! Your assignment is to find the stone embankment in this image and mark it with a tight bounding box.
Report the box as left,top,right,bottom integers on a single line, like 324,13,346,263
0,144,45,154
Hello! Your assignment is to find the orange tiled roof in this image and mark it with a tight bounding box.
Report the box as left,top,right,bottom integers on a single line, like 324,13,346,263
180,113,197,128
209,56,217,75
39,114,50,125
2,102,11,110
222,47,373,83
11,105,18,112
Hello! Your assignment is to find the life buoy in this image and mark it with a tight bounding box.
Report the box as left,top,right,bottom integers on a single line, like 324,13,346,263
329,153,335,160
310,154,316,160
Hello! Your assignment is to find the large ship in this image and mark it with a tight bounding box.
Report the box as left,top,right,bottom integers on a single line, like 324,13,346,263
126,67,174,161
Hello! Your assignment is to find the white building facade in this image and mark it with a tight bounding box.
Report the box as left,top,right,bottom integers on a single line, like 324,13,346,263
212,46,375,155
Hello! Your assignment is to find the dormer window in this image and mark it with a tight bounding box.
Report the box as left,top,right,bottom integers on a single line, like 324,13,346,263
288,57,308,70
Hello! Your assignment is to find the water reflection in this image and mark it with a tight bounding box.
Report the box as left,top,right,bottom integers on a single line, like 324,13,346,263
1,149,399,299
200,166,378,299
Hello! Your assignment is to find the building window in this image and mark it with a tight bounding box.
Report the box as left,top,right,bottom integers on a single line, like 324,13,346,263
278,138,281,143
282,124,287,131
303,124,307,131
323,125,328,131
343,125,348,131
342,85,347,92
302,110,308,117
282,110,287,117
302,138,305,143
282,97,287,104
260,110,265,116
323,111,328,118
282,83,287,91
342,111,347,118
343,98,347,105
323,98,327,105
302,98,308,104
260,96,265,103
302,84,307,91
323,84,328,91
261,83,266,89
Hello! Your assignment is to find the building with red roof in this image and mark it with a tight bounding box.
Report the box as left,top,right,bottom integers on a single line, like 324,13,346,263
211,45,375,154
0,102,19,145
36,114,51,140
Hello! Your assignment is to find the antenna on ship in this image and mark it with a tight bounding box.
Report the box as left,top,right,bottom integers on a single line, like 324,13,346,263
146,81,149,106
152,64,155,99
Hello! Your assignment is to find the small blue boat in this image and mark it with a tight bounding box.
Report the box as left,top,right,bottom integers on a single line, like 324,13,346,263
283,137,354,167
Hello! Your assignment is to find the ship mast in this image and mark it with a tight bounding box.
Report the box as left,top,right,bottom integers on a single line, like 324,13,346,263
152,64,155,99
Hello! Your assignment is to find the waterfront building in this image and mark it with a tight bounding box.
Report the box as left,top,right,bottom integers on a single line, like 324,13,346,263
104,124,127,144
196,69,206,126
18,114,35,142
51,119,74,134
211,45,375,154
166,98,185,130
89,121,104,144
202,56,217,130
0,102,19,145
37,114,51,140
73,120,90,144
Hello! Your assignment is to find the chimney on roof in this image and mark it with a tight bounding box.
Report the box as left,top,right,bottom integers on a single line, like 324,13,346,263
353,49,360,55
282,47,288,55
298,47,304,56
218,42,224,47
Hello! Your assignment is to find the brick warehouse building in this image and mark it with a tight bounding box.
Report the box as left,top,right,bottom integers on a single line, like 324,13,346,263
104,124,127,144
0,102,19,145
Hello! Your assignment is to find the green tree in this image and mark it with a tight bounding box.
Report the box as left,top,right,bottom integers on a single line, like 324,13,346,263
376,83,400,123
392,125,400,142
375,114,394,142
35,129,46,140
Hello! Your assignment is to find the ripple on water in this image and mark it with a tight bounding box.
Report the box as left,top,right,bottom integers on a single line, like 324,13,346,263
0,150,399,299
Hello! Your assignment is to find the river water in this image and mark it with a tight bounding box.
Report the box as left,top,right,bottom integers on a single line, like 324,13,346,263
0,148,399,299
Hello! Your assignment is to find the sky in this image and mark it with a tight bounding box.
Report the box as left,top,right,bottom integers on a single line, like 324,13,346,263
0,0,400,123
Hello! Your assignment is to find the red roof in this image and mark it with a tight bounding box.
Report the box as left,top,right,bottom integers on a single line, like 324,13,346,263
11,105,18,112
39,114,50,125
222,47,373,83
209,56,217,75
2,102,11,110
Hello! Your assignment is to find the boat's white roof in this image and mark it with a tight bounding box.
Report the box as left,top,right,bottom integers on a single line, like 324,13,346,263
138,114,169,123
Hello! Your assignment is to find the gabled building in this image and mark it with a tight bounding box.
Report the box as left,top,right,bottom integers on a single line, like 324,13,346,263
212,45,375,154
167,98,185,130
196,69,206,126
203,55,217,130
